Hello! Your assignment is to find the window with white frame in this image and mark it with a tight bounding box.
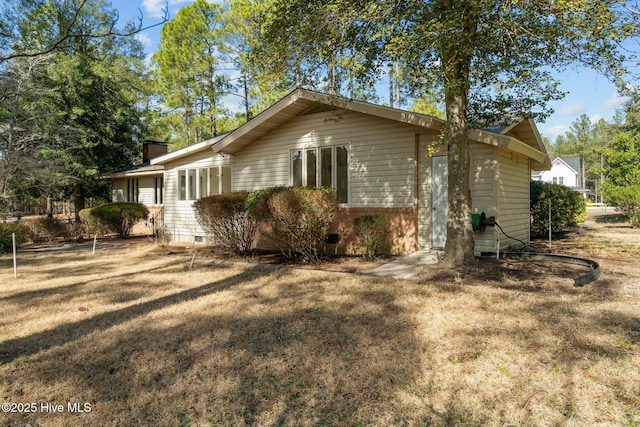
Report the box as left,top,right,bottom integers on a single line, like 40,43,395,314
177,166,231,201
290,145,349,203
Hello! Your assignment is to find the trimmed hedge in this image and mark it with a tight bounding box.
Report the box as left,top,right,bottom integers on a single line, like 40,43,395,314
530,181,586,237
193,192,258,255
80,202,149,238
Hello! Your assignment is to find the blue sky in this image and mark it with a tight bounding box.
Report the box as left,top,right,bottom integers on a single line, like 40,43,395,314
113,0,632,142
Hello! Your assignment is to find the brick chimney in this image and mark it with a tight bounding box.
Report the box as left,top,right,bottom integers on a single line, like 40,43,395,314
142,141,168,163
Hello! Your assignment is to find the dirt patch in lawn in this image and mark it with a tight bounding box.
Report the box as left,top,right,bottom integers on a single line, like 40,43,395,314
0,213,638,426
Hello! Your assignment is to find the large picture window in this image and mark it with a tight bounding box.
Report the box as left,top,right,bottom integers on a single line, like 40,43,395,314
177,166,231,201
290,145,349,203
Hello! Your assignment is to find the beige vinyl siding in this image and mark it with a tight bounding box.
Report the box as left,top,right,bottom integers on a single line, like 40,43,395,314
137,176,156,206
232,110,420,208
497,149,531,248
470,142,499,255
112,179,126,202
163,151,231,243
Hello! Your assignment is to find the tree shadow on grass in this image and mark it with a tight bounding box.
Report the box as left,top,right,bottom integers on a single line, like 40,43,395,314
2,263,638,426
0,266,274,364
2,271,428,426
0,258,188,307
593,213,629,224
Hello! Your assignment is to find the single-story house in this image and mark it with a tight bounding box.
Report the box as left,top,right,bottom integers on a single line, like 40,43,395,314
102,141,167,235
532,156,589,198
107,89,551,255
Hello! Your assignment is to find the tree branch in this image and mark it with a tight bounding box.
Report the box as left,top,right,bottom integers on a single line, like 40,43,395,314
0,1,170,62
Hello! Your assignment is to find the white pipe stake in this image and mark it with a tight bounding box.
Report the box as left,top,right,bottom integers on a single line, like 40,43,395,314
12,232,17,278
496,238,500,260
189,250,197,270
92,235,97,255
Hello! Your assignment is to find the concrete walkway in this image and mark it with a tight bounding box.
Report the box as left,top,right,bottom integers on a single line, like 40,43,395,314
364,249,441,279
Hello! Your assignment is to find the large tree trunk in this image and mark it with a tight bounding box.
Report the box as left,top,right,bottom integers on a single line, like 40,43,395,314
437,0,479,268
443,86,475,267
46,195,53,219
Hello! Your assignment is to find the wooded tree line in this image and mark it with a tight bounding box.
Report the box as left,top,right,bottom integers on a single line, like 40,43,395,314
0,0,161,216
550,99,640,224
1,0,639,266
0,0,436,217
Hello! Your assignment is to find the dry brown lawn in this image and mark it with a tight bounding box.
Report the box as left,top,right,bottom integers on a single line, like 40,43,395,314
1,212,639,427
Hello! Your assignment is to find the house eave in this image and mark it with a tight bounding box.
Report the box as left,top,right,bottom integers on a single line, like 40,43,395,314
470,129,548,164
213,88,447,155
102,166,164,179
151,134,227,165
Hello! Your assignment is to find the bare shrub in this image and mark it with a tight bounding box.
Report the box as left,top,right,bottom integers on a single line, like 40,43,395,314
0,222,30,253
155,226,172,248
354,214,389,260
193,192,257,255
19,217,85,243
249,187,337,263
23,217,59,243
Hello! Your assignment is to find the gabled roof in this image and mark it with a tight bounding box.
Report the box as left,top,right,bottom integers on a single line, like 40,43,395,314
211,89,447,155
488,117,552,170
553,156,581,173
149,88,550,169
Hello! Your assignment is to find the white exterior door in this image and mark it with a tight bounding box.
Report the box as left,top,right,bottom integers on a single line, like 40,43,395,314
432,156,448,248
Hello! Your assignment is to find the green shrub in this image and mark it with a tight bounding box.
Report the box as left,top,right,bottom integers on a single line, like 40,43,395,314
245,186,289,219
354,214,389,260
82,202,149,238
193,192,258,255
530,181,586,237
248,187,338,263
602,183,640,227
0,222,30,253
79,207,111,237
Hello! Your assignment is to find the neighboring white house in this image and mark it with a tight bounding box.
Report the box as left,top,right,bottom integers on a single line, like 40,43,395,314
532,156,589,198
108,89,552,254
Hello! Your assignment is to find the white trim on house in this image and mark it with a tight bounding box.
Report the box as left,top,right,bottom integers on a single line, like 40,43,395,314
103,167,164,179
150,134,228,166
470,130,546,163
289,144,350,204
